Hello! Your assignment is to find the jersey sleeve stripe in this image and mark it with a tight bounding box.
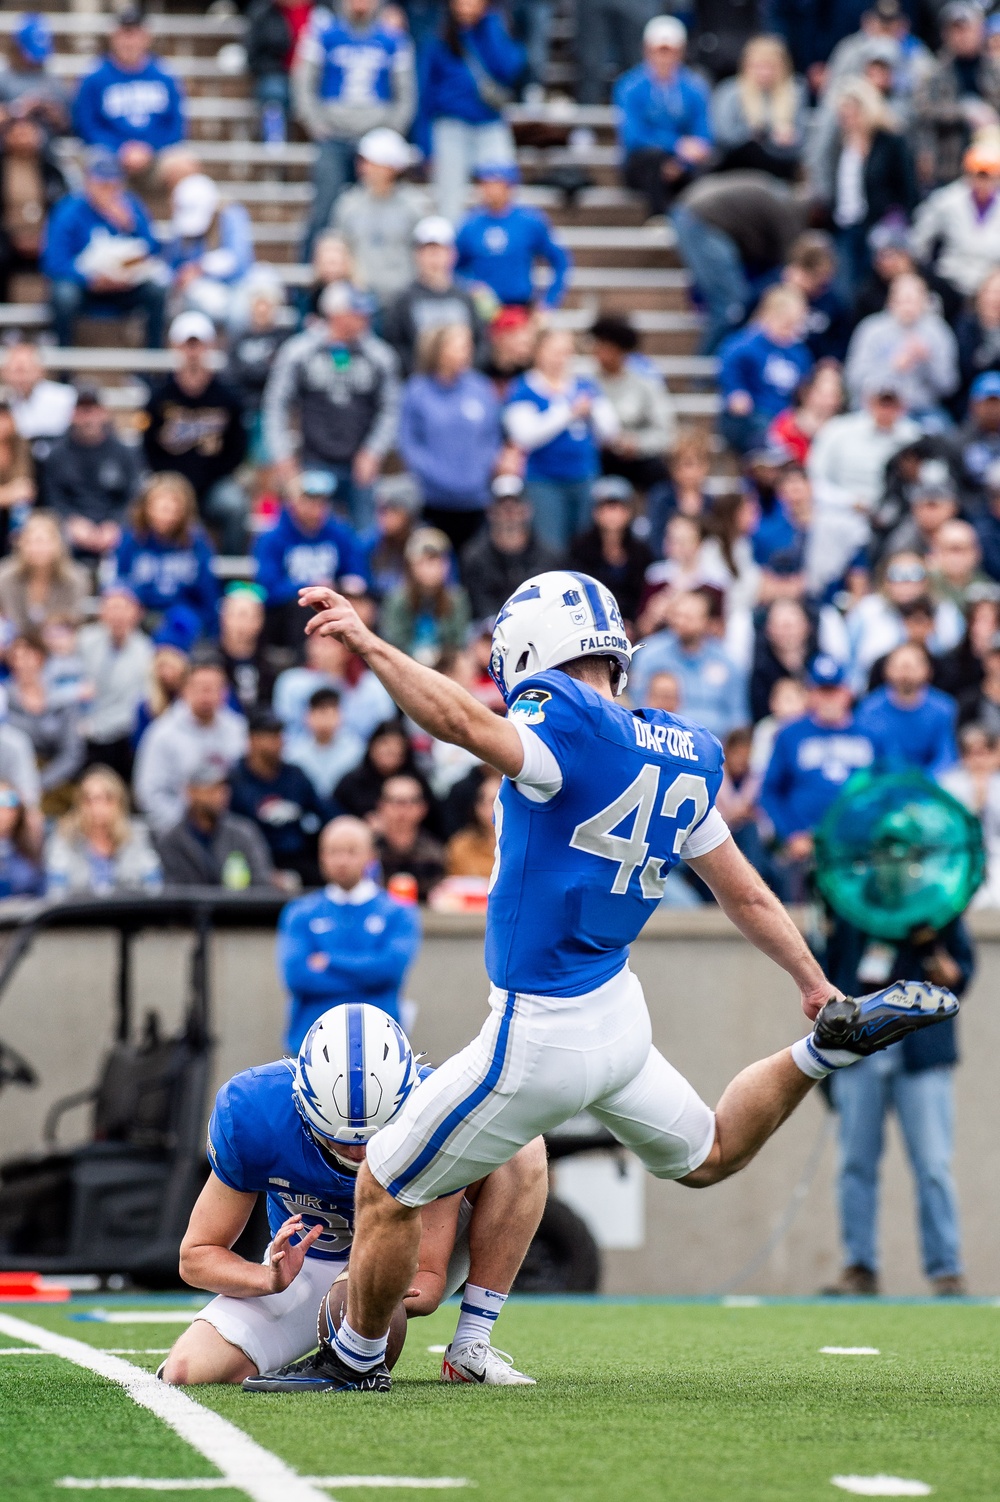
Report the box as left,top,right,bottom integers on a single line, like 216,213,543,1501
381,992,518,1199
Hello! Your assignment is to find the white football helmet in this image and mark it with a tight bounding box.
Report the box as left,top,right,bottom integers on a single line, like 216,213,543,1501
489,570,633,701
292,1004,417,1168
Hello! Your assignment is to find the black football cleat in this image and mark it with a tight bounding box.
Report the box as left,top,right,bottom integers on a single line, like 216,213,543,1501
242,1344,391,1394
811,980,958,1059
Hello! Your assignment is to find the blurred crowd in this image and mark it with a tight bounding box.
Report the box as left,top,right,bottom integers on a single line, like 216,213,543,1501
0,0,996,919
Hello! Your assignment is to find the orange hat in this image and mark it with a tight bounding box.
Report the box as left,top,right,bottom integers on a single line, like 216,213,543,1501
965,144,1000,174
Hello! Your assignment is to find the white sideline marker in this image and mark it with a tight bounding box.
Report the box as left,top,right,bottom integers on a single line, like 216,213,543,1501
721,1295,762,1307
831,1478,932,1496
820,1347,881,1356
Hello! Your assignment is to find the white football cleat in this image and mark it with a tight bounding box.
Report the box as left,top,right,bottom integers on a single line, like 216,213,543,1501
441,1340,536,1386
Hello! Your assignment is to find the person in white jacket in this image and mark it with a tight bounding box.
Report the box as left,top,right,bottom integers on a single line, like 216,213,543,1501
806,376,919,595
910,141,1000,299
844,273,958,418
133,653,247,835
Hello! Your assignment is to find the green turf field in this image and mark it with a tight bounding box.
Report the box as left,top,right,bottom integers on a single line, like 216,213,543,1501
1,1297,998,1501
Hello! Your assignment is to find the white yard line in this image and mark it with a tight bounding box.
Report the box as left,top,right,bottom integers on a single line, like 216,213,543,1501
820,1347,881,1356
0,1312,333,1502
0,1345,46,1353
58,1482,469,1492
78,1311,204,1324
831,1478,932,1497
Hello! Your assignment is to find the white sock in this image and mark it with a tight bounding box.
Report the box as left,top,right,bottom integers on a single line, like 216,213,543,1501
452,1284,507,1348
332,1316,388,1373
791,1034,861,1080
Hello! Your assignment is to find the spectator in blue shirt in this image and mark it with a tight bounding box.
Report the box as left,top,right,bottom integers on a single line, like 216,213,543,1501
503,327,620,548
627,589,748,738
228,706,331,888
418,0,525,224
254,469,369,649
455,162,570,308
277,813,421,1050
719,284,813,455
855,641,958,774
72,9,185,178
41,150,165,349
114,472,219,640
162,167,255,326
399,322,502,552
613,16,713,222
292,0,416,256
760,654,875,899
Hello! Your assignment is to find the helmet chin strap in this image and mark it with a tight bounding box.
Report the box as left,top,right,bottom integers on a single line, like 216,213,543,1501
309,1126,363,1175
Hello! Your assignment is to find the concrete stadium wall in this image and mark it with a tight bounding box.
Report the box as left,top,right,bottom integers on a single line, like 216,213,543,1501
1,909,998,1297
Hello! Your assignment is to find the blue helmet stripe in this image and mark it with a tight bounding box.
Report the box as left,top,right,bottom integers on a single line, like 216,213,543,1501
346,1004,367,1127
570,572,609,632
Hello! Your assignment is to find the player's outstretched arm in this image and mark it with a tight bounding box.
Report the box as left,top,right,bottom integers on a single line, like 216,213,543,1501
179,1172,321,1297
685,836,841,1020
299,586,525,777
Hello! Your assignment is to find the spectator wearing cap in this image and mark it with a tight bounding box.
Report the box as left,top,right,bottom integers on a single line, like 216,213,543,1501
882,459,960,559
399,321,502,552
760,656,875,899
846,548,964,692
41,149,165,349
45,764,161,897
856,639,958,772
72,9,185,178
416,0,524,225
0,109,68,305
253,469,368,647
264,280,400,530
163,170,254,326
381,215,491,376
218,585,273,714
806,376,919,596
709,35,808,179
455,164,570,309
330,128,430,307
278,814,421,1050
134,652,248,836
913,2,1000,192
504,326,619,549
143,312,248,554
628,589,747,737
718,285,813,456
851,222,922,325
569,476,653,632
380,526,471,665
954,269,1000,410
292,0,416,258
156,760,275,890
824,0,933,102
481,305,535,397
285,686,366,801
114,471,219,641
613,17,713,224
228,705,330,887
44,387,141,564
845,274,958,421
0,13,70,134
77,584,154,783
671,171,811,355
590,315,676,494
911,142,1000,308
460,473,563,617
359,472,422,600
955,370,1000,497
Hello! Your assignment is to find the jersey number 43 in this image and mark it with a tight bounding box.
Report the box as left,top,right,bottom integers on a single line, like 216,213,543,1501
570,765,708,898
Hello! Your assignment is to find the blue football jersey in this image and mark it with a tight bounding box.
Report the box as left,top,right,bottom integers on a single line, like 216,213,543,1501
486,671,726,996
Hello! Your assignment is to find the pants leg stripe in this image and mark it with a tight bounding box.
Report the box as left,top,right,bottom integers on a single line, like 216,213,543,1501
384,992,517,1199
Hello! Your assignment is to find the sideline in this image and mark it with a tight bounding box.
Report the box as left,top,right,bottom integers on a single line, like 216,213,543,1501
0,1311,333,1502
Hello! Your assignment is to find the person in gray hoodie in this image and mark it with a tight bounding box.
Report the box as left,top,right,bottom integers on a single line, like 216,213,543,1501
156,761,275,889
133,652,248,836
330,127,431,306
844,273,958,420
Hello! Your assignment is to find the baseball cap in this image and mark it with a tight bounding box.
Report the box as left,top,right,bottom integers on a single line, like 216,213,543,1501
859,35,900,64
15,14,52,64
885,558,927,584
644,14,687,47
491,305,531,333
964,142,1000,174
592,474,635,505
168,309,215,345
248,705,283,735
405,526,451,562
491,473,526,502
868,220,911,254
971,370,1000,400
862,372,905,400
807,654,847,688
357,127,415,172
172,173,219,239
374,472,422,513
941,0,982,22
115,7,147,29
868,0,903,19
188,757,229,788
74,383,103,407
910,458,956,498
85,148,124,183
319,280,377,318
413,215,455,247
474,161,521,184
297,469,337,498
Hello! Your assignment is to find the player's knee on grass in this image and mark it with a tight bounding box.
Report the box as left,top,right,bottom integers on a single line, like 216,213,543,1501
161,1320,257,1385
325,1278,409,1368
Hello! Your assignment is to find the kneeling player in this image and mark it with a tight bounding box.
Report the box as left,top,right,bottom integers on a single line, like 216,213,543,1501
160,1004,546,1387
